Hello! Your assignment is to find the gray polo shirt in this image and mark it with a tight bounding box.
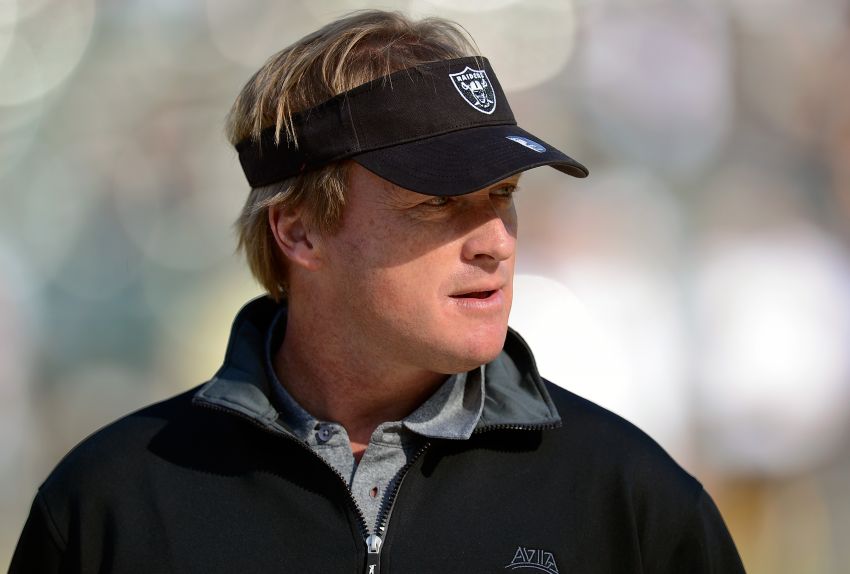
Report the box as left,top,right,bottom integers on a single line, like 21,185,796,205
264,306,486,533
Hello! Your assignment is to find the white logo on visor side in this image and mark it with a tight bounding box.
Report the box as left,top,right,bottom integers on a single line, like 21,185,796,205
506,136,546,153
449,66,496,114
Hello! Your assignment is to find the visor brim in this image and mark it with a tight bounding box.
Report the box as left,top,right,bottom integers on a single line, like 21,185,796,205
353,125,588,196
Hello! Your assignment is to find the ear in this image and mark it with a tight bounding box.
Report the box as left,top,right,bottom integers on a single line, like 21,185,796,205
268,204,322,271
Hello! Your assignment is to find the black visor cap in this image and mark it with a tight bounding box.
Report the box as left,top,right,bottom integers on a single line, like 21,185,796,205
353,125,587,196
236,57,588,192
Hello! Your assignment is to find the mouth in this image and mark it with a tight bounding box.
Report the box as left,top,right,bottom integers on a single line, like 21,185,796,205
450,290,497,300
446,286,505,313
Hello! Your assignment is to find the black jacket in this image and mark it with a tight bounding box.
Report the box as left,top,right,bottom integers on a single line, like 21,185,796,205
10,297,745,573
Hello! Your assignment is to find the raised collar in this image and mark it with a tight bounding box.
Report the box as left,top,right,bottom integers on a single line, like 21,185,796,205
192,296,561,434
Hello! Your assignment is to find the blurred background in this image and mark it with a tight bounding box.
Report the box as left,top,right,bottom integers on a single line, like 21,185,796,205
2,0,850,571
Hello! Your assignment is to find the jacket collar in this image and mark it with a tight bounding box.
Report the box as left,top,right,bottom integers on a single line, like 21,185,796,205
192,296,561,433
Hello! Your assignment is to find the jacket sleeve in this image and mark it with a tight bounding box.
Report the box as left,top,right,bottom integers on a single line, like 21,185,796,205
654,487,746,573
8,491,67,574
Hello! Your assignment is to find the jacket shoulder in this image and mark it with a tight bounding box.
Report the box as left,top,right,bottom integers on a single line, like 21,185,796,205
543,380,703,498
38,387,207,510
541,381,745,572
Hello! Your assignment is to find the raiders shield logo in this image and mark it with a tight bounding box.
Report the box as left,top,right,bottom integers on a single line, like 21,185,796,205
449,66,496,114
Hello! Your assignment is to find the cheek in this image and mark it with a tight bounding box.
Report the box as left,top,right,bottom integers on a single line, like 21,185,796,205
361,253,451,312
331,230,446,313
336,215,427,267
335,214,453,283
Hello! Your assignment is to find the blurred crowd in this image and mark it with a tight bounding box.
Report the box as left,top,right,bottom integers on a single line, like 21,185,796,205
2,1,850,572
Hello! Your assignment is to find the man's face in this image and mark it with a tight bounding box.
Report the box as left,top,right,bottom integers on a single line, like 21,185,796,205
318,163,519,375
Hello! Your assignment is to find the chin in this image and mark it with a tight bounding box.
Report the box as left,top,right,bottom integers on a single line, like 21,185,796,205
432,325,509,373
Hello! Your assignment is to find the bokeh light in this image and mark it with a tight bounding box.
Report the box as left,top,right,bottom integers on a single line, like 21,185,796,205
0,0,95,106
695,227,850,476
510,273,632,415
206,0,320,67
576,0,731,174
410,0,578,91
0,0,17,65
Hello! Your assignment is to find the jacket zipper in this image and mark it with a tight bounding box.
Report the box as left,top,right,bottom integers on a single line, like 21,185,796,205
364,421,560,572
365,440,431,574
473,421,561,434
195,401,433,574
196,399,560,573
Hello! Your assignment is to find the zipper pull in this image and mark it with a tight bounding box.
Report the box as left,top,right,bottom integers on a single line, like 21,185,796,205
365,534,382,574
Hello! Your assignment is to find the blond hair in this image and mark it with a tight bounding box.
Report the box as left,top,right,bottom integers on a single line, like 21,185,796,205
227,10,479,301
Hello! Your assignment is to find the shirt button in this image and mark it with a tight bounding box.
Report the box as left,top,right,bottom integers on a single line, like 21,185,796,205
316,424,334,444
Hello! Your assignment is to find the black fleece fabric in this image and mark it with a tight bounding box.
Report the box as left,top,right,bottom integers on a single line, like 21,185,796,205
10,299,745,574
10,388,745,573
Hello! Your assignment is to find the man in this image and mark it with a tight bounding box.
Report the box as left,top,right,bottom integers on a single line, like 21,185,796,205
10,10,745,574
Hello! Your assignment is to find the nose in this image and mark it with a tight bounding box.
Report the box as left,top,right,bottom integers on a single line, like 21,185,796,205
460,203,516,264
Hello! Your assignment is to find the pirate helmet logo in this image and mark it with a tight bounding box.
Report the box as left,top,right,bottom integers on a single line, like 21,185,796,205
449,66,496,114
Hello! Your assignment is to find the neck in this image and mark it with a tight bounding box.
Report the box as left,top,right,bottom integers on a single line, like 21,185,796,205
272,300,447,460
